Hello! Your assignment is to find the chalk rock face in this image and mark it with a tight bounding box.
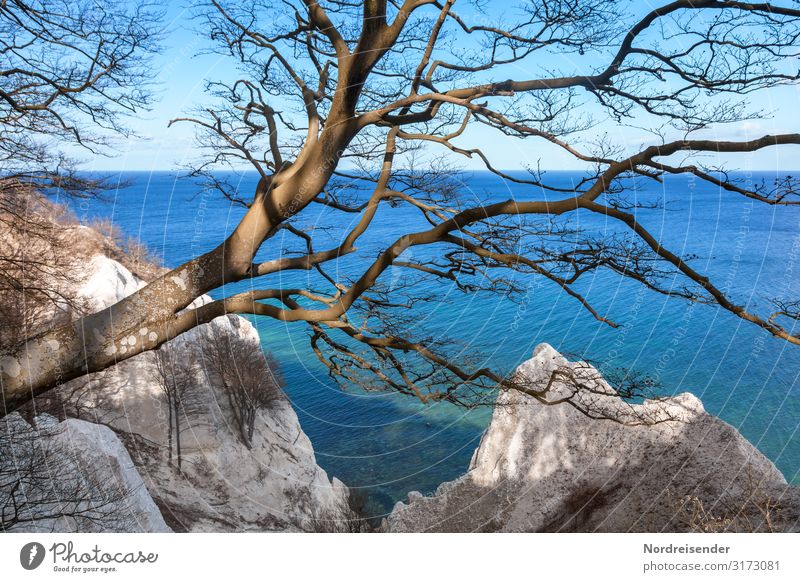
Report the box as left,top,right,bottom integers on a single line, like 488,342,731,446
384,343,800,532
49,256,351,532
70,312,352,532
77,254,145,313
1,413,171,532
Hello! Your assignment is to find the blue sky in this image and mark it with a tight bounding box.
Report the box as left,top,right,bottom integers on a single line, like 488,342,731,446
85,1,800,172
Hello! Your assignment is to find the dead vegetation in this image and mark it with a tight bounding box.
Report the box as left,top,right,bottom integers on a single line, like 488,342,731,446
89,217,165,282
0,178,163,349
199,321,284,449
0,180,88,346
0,415,135,532
670,470,784,533
152,342,203,470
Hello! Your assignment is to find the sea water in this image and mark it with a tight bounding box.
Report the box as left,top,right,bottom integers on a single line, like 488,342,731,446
69,170,800,515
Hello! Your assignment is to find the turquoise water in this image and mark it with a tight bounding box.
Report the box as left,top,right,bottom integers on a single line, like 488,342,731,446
69,171,800,515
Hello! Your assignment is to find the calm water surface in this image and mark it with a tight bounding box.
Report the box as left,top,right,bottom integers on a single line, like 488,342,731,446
69,170,800,514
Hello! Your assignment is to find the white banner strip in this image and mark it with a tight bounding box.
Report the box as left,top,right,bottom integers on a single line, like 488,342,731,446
2,533,799,581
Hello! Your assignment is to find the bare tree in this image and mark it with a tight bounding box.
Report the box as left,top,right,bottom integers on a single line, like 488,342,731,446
200,320,283,448
4,0,800,417
152,344,198,470
0,183,88,347
0,0,161,195
0,415,134,531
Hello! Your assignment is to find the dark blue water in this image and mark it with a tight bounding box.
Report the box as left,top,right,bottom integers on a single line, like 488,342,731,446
67,171,800,516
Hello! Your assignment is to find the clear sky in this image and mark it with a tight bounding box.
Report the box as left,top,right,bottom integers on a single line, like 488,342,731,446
85,1,800,173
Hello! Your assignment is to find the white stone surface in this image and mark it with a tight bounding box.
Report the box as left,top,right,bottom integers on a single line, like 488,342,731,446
59,256,351,531
77,254,145,312
384,343,800,532
1,413,171,532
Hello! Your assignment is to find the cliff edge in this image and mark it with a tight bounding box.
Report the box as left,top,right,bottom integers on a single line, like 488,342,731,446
2,248,352,532
384,343,800,532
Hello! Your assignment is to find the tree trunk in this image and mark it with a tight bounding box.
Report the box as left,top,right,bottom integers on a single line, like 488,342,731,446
246,406,255,446
174,398,182,471
167,393,173,465
0,127,358,417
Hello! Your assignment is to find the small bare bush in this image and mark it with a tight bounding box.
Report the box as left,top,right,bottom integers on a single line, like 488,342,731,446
90,217,164,281
671,471,782,533
199,320,283,449
152,342,202,470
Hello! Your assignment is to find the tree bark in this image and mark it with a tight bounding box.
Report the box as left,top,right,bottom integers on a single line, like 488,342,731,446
0,124,360,417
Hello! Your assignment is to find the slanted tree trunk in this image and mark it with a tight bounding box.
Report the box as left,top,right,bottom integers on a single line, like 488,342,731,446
3,0,800,422
0,129,356,416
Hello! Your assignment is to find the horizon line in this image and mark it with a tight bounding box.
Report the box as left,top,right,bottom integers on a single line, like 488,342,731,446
89,168,800,174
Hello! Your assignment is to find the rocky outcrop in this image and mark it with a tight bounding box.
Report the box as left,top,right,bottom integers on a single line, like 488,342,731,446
59,311,352,532
77,253,145,313
8,226,798,534
6,252,352,532
74,256,352,531
1,413,170,532
384,343,800,532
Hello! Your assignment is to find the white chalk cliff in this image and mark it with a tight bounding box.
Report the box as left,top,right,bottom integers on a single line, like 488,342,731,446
384,343,800,532
5,236,799,533
1,412,171,532
3,252,351,532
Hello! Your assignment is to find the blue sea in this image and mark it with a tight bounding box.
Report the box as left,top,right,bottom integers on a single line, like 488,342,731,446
68,170,800,516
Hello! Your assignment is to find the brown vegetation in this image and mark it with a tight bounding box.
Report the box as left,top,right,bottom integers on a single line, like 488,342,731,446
0,415,134,532
0,178,162,349
199,321,284,448
3,1,800,419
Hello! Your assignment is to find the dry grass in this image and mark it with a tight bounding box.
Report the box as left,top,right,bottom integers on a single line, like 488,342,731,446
0,178,164,347
671,470,782,533
88,217,165,281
